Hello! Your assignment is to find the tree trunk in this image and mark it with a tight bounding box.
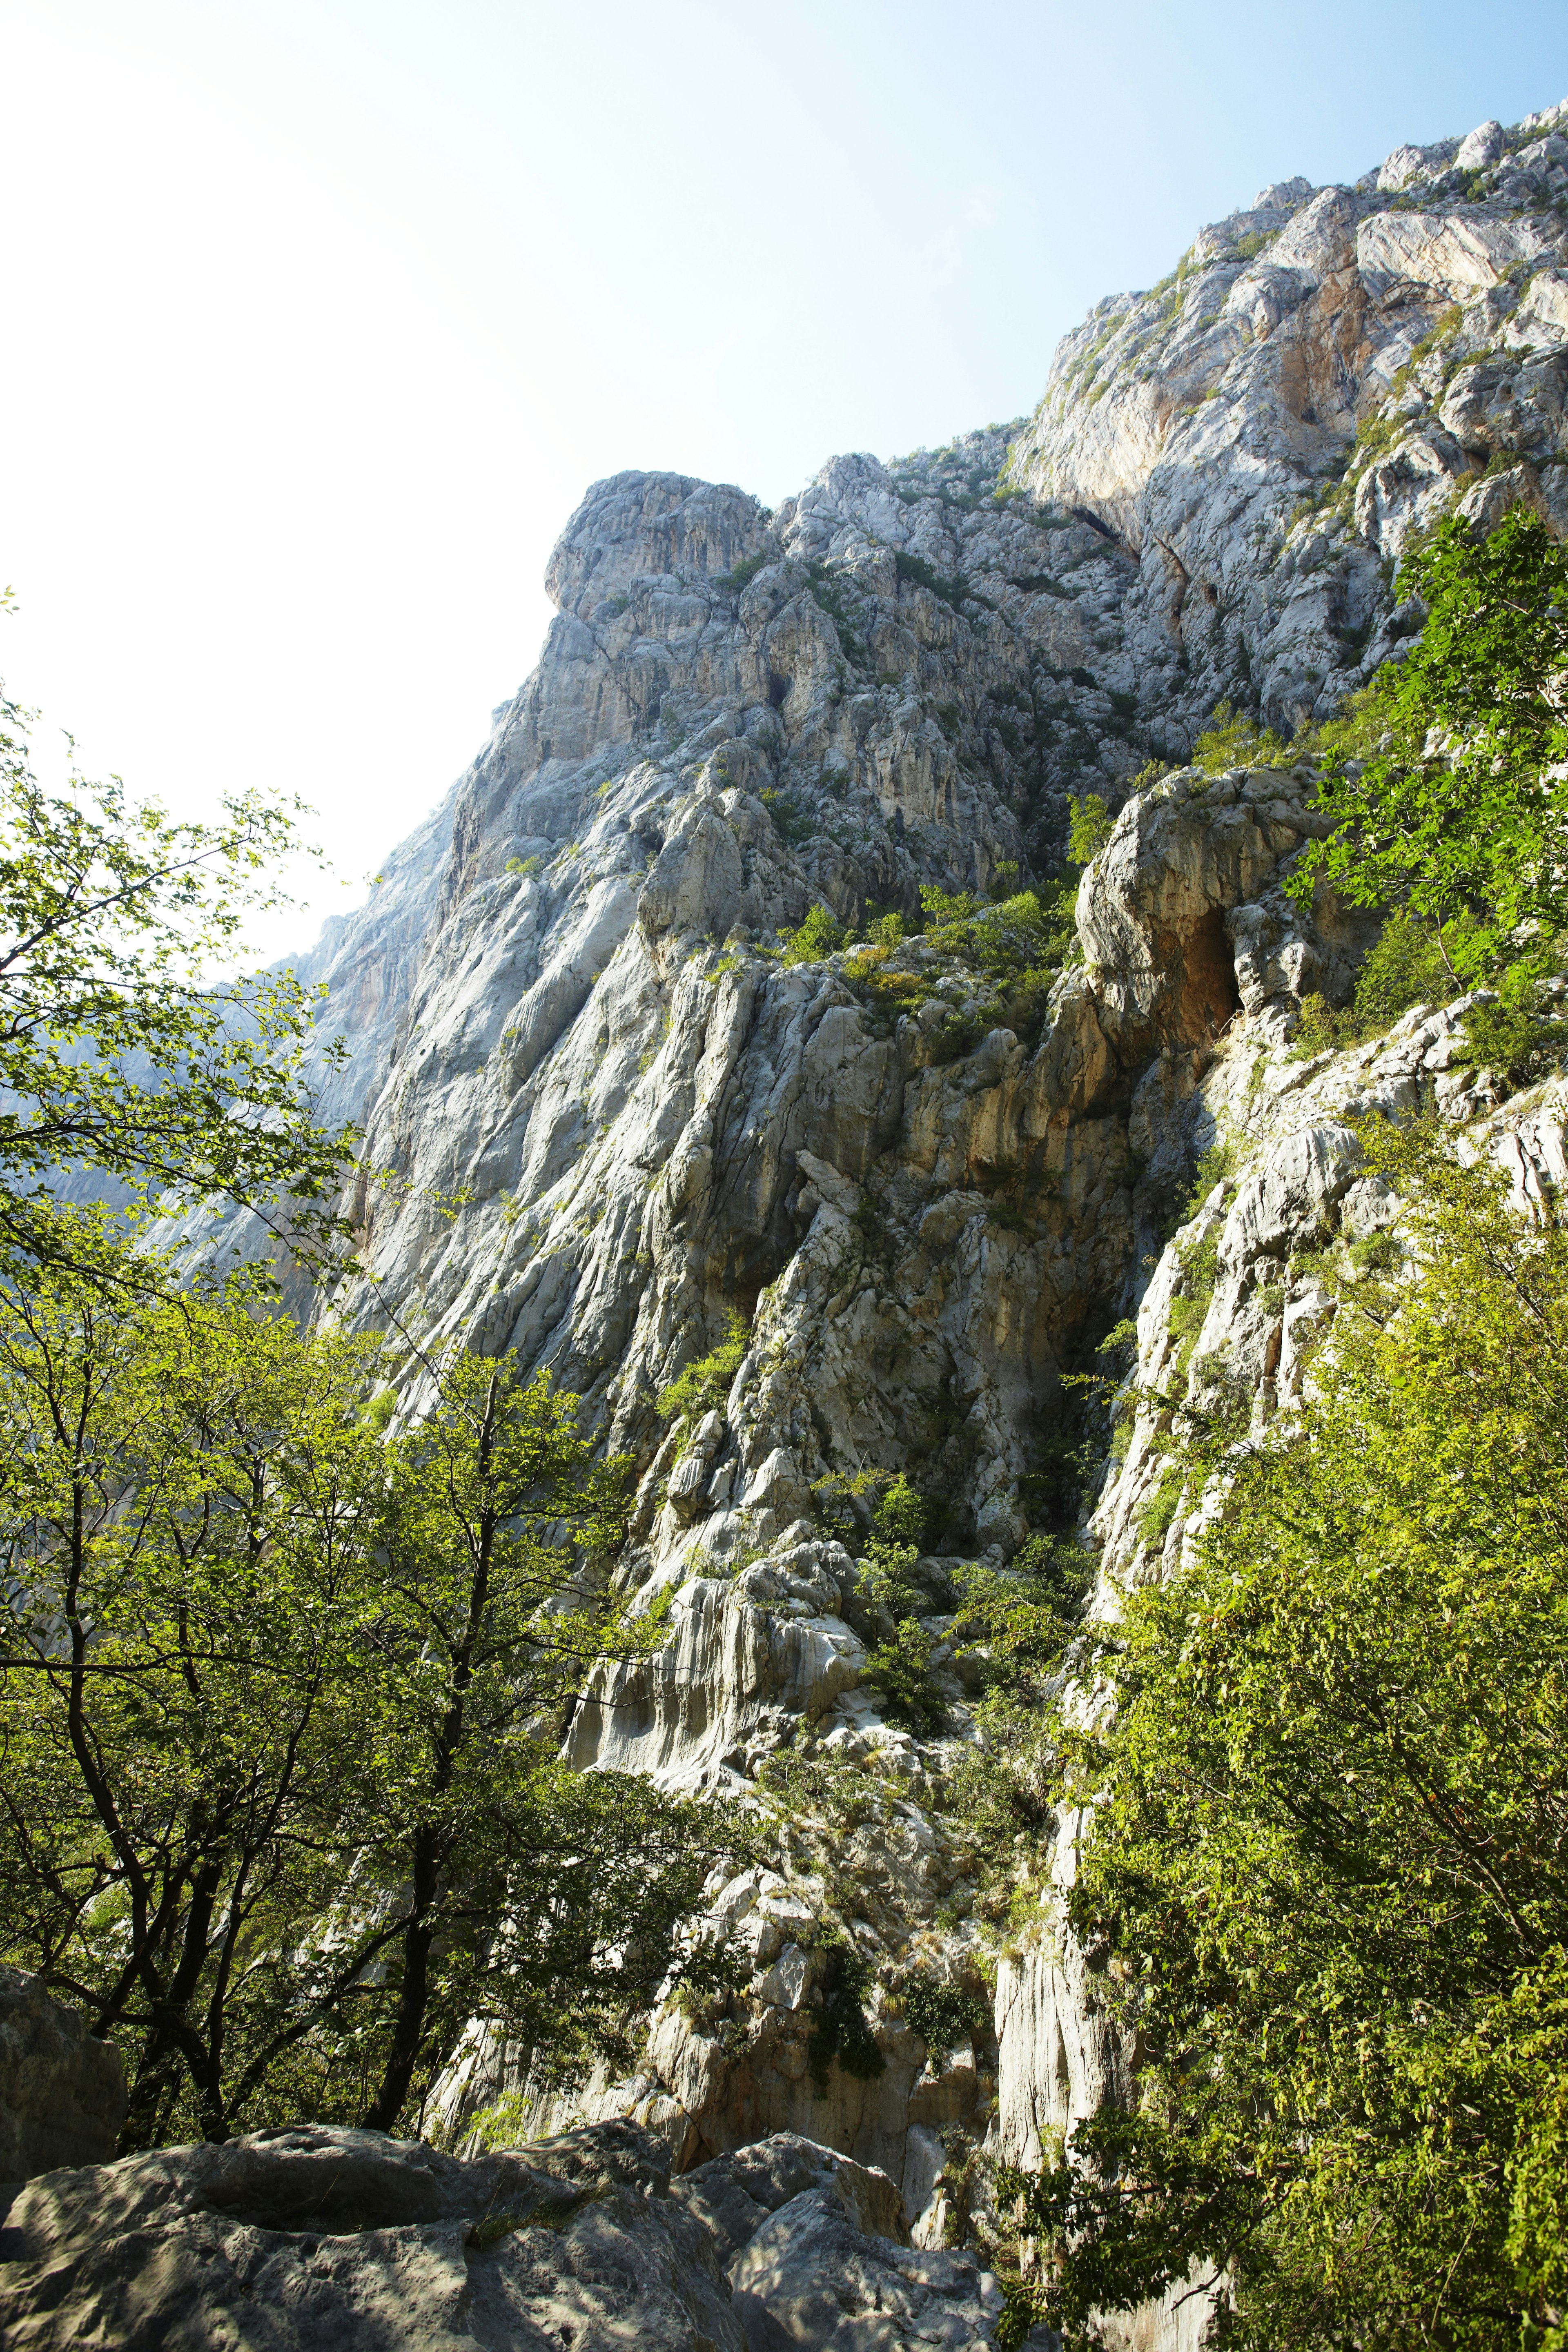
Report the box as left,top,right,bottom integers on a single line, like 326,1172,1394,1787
362,1829,440,2132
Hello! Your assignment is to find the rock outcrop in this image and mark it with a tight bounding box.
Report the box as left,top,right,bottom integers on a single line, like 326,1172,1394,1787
0,1970,126,2188
0,2120,739,2350
728,2191,1002,2351
101,88,1568,2352
0,2122,1015,2351
1009,99,1568,743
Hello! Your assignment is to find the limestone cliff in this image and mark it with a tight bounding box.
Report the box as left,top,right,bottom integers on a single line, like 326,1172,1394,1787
160,90,1568,2343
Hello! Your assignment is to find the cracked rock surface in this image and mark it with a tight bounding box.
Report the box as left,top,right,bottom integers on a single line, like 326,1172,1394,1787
0,1970,126,2187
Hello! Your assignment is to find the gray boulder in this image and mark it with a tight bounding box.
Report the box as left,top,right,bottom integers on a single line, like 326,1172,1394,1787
728,2187,1004,2350
0,1968,126,2185
0,2118,1007,2349
670,2132,907,2265
0,2118,743,2350
673,2136,1005,2352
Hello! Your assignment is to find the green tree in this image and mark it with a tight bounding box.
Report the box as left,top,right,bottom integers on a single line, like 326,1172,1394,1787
858,1477,948,1734
343,1350,718,2132
1005,1126,1568,2349
0,688,357,1273
1289,509,1568,991
782,902,845,963
0,1247,731,2144
953,1531,1092,1677
0,1231,387,2145
1067,791,1114,863
656,1307,748,1428
1189,699,1294,774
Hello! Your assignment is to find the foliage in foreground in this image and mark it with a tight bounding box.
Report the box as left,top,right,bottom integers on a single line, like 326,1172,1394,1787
1003,1128,1568,2350
0,1232,731,2146
0,690,358,1276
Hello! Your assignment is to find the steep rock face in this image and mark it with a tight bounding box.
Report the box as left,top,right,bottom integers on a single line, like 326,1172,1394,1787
405,753,1341,2236
1009,98,1568,743
298,100,1568,1436
123,90,1568,2349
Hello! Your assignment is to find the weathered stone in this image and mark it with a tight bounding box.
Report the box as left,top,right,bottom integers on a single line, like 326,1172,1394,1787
0,1969,126,2185
0,2120,743,2352
670,2132,906,2265
728,2187,1004,2349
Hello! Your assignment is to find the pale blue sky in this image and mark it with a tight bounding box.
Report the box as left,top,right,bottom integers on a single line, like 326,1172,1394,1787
3,0,1566,952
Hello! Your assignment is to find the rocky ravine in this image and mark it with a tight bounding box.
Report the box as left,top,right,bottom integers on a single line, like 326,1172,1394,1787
52,90,1568,2350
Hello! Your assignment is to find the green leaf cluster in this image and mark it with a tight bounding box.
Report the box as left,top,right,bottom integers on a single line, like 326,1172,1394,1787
1189,698,1300,773
900,1971,989,2053
951,1533,1093,1677
915,881,1076,989
655,1308,748,1427
1290,510,1568,996
780,901,845,963
1066,791,1114,865
805,1929,885,2088
858,1477,949,1735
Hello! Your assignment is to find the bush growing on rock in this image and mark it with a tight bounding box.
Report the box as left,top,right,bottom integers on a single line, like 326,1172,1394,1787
899,1972,989,2054
1066,791,1114,864
918,880,1073,991
655,1307,749,1428
951,1535,1093,1675
1284,513,1568,1088
780,902,844,963
804,1928,885,2090
861,1616,947,1735
1295,510,1568,999
857,1476,949,1734
1189,697,1298,774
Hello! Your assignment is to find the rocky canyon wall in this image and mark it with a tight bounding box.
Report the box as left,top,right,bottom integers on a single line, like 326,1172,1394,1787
137,93,1568,2345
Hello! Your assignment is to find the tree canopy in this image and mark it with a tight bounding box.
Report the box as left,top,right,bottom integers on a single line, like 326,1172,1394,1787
1289,508,1568,991
0,1233,732,2146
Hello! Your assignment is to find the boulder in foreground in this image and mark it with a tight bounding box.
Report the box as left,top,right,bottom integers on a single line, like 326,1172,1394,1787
0,2118,1015,2349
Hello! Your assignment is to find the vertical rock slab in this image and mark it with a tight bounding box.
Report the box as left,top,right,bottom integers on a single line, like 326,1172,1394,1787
0,1969,125,2185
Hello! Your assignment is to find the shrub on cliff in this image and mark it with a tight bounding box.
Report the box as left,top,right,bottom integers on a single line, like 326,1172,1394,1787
858,1475,948,1733
1190,698,1298,773
1294,508,1568,1000
656,1307,748,1428
780,901,844,962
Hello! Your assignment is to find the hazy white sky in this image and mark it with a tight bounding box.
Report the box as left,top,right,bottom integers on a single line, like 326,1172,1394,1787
4,0,1566,959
